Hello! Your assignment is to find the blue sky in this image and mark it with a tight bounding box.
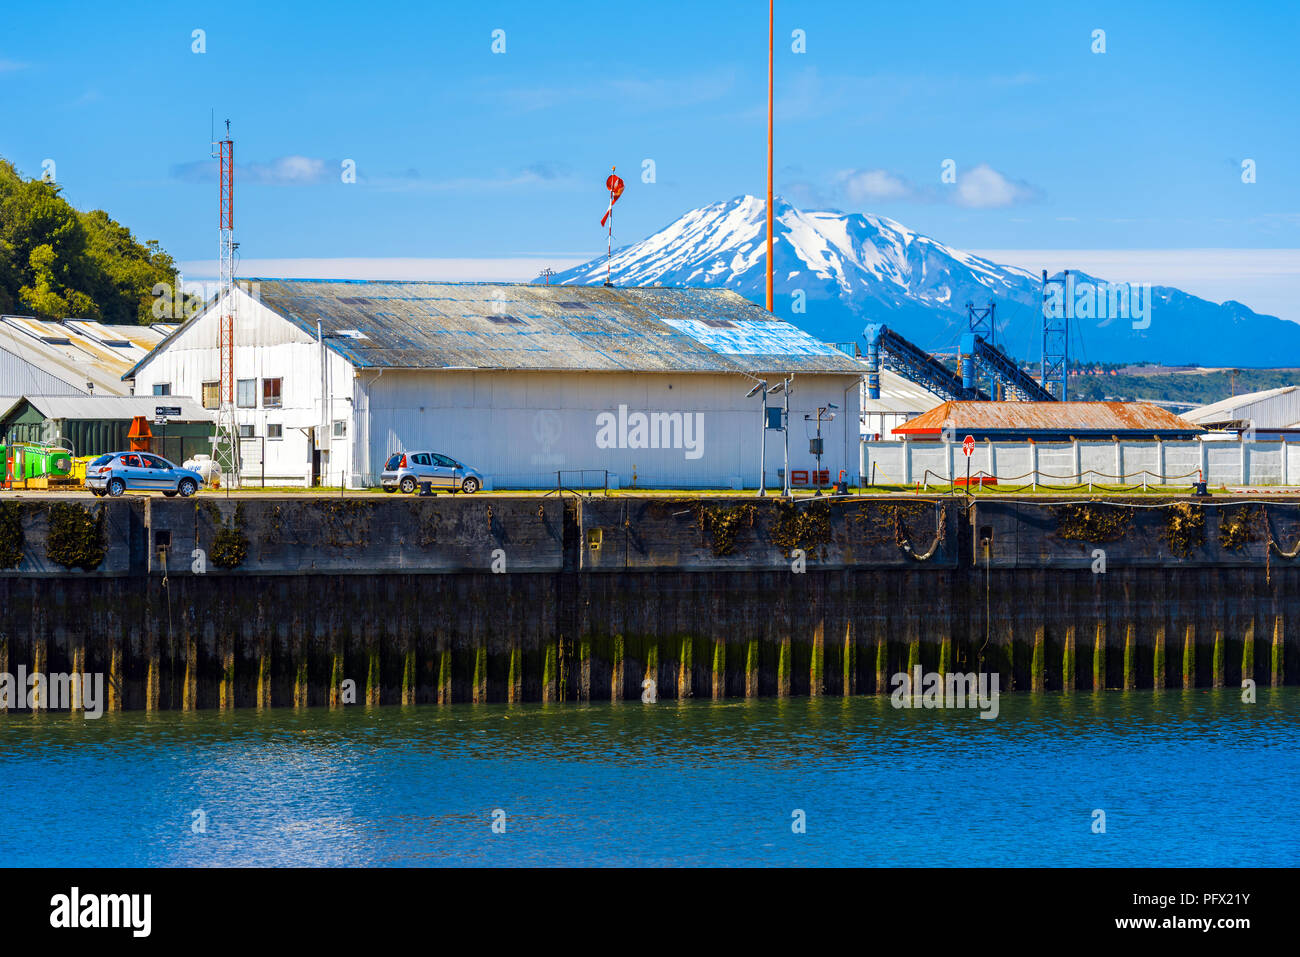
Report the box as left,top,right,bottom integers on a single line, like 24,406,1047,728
3,0,1298,316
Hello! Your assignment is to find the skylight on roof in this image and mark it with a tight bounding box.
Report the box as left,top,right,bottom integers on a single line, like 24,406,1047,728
336,329,369,339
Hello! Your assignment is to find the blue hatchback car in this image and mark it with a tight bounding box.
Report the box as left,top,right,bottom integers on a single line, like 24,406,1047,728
85,451,205,497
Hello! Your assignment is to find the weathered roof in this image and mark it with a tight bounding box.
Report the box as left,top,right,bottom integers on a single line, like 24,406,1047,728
238,279,867,375
0,394,210,423
862,368,942,415
1185,385,1300,428
894,401,1203,437
0,316,142,396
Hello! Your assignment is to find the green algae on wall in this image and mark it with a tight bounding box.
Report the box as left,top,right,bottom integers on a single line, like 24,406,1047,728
46,502,106,571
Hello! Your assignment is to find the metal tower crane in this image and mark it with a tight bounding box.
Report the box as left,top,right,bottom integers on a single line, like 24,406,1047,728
211,119,240,487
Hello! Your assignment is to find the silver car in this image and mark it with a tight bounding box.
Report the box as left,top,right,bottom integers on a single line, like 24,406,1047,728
381,451,483,494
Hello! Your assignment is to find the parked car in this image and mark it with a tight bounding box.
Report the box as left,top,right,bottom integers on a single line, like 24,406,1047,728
381,451,483,493
85,451,205,497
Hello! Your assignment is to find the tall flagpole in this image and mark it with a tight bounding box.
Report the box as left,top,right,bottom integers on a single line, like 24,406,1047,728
765,0,774,313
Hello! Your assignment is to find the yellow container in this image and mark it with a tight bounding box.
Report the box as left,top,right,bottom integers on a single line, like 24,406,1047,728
72,456,95,482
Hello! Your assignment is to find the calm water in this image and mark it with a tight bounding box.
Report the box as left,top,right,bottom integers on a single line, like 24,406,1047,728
2,690,1297,867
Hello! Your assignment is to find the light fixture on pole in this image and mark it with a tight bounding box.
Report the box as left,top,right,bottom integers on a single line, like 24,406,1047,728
746,379,769,496
770,375,793,497
806,402,838,496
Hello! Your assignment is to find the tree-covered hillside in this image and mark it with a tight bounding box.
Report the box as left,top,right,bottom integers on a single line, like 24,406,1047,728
0,158,182,323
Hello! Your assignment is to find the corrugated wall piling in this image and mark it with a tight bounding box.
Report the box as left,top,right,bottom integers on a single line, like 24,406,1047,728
329,648,345,708
31,633,46,710
437,648,454,705
675,636,690,699
1272,615,1285,687
218,630,234,711
401,646,417,706
1092,622,1106,691
844,621,858,696
776,635,791,698
1153,625,1167,691
809,620,825,697
605,634,621,702
874,635,888,695
1182,624,1196,689
8,496,1300,711
1122,623,1137,691
69,639,85,714
1031,625,1046,692
366,644,382,706
644,640,658,701
1241,618,1256,688
1062,625,1077,691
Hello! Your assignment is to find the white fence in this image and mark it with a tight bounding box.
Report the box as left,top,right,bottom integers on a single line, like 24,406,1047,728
860,438,1300,488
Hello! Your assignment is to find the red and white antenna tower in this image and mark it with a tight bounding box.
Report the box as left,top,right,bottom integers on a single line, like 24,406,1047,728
211,117,240,486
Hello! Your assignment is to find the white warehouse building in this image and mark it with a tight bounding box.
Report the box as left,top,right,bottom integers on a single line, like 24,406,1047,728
123,280,866,490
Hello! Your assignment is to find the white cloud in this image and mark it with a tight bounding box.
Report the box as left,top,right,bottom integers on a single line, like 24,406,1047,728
954,163,1040,208
245,155,327,185
171,155,330,185
830,162,1040,208
836,168,914,201
179,257,590,282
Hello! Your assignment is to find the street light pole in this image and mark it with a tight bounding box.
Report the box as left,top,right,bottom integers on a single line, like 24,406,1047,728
783,377,792,497
746,379,769,496
810,402,838,497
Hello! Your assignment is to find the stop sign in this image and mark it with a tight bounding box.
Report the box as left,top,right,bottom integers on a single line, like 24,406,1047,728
962,435,975,457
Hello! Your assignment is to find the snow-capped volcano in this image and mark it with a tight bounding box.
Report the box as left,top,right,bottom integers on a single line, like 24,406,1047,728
547,195,1300,366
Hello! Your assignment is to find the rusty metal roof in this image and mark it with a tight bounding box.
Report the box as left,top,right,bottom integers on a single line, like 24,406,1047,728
239,280,867,375
894,400,1203,437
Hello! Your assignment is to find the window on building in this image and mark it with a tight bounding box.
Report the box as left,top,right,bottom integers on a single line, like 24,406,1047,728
332,419,346,438
152,383,171,396
201,381,220,409
238,424,255,438
267,423,283,440
236,379,256,408
262,378,282,408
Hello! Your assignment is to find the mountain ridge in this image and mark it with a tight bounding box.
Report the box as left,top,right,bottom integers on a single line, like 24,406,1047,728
545,195,1300,367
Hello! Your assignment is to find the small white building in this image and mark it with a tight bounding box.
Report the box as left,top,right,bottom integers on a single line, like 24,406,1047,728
123,280,866,489
860,368,942,441
1185,385,1300,441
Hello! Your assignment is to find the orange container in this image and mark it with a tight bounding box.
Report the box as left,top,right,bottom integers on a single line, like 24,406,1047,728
127,416,153,451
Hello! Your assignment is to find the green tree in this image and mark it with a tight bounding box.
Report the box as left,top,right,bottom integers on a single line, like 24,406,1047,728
0,156,183,323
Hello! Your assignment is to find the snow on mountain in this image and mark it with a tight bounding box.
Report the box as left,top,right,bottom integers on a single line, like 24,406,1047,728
546,195,1300,367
